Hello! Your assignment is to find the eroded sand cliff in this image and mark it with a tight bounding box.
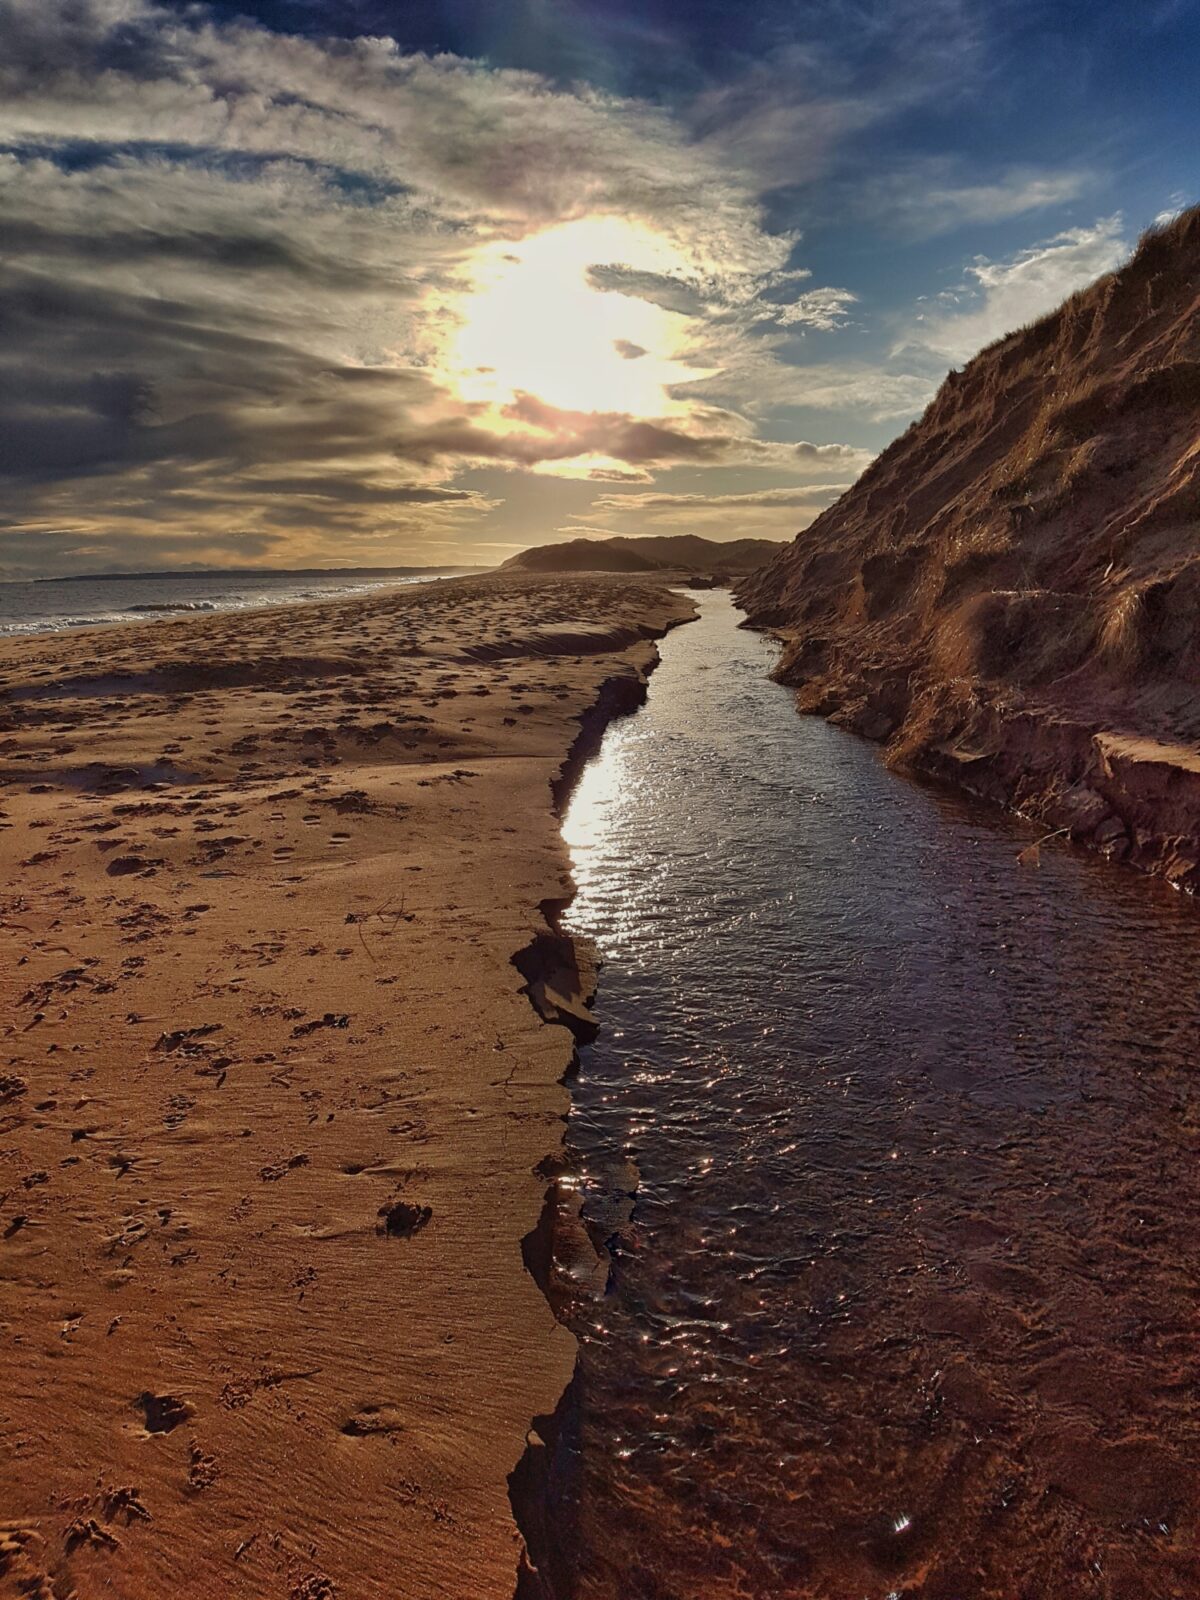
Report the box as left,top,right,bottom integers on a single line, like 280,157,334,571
739,205,1200,886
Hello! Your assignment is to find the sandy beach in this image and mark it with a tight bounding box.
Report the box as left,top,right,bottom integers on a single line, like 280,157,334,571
0,574,692,1600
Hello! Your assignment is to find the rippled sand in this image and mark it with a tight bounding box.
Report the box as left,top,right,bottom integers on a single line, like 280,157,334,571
559,590,1200,1600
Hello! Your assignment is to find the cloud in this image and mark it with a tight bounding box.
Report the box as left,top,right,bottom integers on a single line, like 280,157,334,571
577,479,854,539
902,215,1130,362
1153,191,1189,228
0,0,821,566
0,0,1091,572
0,524,285,579
0,2,788,260
586,265,708,315
686,0,986,187
833,160,1092,238
729,365,935,421
775,286,859,329
793,440,875,469
896,168,1091,233
383,394,846,473
590,485,851,513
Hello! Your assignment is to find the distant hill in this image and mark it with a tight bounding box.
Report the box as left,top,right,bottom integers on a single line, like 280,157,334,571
503,538,660,574
501,534,783,575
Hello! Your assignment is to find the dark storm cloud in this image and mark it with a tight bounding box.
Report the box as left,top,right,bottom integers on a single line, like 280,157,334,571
240,477,479,505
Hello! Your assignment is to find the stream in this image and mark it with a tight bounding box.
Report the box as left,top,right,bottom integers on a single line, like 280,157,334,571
556,588,1200,1600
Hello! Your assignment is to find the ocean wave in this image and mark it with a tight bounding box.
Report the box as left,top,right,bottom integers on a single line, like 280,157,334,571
0,615,122,635
0,571,451,636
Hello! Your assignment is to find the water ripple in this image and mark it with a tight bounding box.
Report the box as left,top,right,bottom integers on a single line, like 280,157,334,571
559,590,1200,1600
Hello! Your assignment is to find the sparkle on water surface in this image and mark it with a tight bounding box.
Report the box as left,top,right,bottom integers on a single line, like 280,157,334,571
555,590,1200,1600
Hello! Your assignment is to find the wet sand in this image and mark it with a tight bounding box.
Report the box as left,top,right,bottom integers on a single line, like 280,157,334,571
0,574,691,1600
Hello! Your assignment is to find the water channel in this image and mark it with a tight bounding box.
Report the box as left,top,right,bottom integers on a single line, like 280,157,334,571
556,588,1200,1600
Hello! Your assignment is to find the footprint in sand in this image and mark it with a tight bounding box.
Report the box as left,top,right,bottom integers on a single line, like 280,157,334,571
64,1518,119,1553
340,1403,405,1437
101,1486,151,1525
376,1199,432,1239
135,1392,194,1434
289,1575,337,1600
187,1441,218,1491
0,1524,53,1594
259,1153,309,1181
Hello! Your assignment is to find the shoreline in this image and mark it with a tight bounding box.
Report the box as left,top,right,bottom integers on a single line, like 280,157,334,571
0,574,693,1598
507,651,688,1600
0,570,486,641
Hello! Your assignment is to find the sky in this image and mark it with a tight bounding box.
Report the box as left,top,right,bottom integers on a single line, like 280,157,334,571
1,0,1197,575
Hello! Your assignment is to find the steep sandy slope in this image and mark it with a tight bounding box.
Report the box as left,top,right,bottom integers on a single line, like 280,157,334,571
739,205,1200,887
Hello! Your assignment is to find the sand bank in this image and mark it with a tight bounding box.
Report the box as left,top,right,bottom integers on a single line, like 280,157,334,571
0,574,692,1599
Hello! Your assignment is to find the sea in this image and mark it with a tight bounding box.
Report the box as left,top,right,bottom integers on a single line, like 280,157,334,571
0,567,479,638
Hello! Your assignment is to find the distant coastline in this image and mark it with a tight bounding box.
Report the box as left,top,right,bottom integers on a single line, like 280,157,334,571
0,566,490,638
31,564,488,584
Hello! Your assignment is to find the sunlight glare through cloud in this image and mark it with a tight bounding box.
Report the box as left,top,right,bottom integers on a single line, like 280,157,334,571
449,217,703,418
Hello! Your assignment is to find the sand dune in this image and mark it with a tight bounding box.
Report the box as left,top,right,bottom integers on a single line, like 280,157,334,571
0,574,692,1600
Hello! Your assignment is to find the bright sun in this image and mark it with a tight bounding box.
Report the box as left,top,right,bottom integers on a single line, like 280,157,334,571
448,216,701,418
